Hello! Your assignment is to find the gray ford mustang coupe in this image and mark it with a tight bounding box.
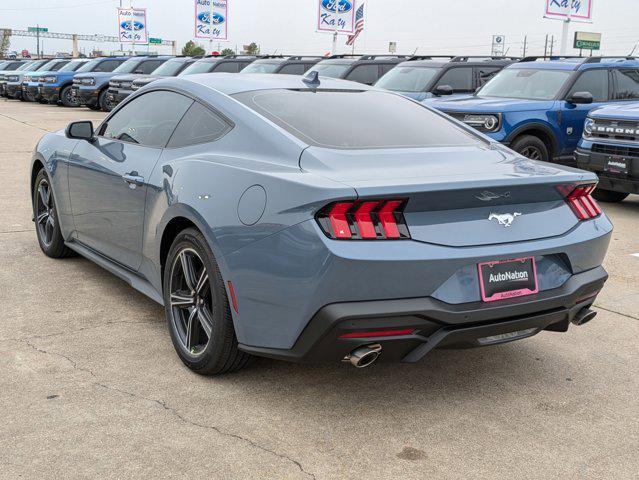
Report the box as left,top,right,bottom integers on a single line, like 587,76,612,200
31,73,611,375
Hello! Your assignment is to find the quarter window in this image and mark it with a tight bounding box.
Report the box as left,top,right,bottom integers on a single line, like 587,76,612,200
436,67,473,92
100,91,193,148
345,65,379,85
167,102,231,148
612,69,639,100
567,69,609,102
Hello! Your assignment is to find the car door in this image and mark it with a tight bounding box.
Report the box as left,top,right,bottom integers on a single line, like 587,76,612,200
68,90,193,269
560,68,610,153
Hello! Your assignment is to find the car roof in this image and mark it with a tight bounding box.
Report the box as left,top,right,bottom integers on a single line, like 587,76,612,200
509,56,639,71
161,72,374,95
196,55,259,64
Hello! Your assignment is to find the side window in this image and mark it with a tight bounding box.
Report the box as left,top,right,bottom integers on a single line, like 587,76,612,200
100,91,193,148
345,64,379,85
379,64,396,76
435,67,473,92
279,64,306,75
214,62,240,73
167,102,231,148
567,69,609,102
476,67,501,87
612,69,639,100
95,60,122,72
138,60,164,74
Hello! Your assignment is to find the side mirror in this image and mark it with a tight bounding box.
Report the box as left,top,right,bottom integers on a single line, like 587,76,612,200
434,85,454,96
134,69,144,74
567,91,594,104
66,121,94,141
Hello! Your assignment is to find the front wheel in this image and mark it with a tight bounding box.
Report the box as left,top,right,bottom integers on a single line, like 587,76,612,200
163,228,252,375
59,85,77,107
511,135,550,163
592,188,629,203
99,89,113,112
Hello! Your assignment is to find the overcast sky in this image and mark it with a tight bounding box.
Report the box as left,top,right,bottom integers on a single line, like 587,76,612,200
2,0,639,57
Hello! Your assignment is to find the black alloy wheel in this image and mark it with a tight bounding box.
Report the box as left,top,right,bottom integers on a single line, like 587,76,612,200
33,169,74,258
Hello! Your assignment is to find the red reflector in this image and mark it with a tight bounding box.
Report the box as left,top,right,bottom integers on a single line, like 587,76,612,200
227,281,239,313
354,201,378,238
339,329,414,339
328,202,353,239
378,200,402,239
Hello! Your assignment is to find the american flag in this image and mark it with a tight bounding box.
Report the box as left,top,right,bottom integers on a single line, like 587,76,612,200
346,3,365,46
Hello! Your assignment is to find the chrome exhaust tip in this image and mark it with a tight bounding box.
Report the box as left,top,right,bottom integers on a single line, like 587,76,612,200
572,307,597,326
343,344,382,368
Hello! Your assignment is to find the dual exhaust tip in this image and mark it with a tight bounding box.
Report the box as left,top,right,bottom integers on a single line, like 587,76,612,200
343,343,382,368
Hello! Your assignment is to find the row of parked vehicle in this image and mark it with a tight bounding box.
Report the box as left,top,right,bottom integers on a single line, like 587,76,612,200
2,53,638,201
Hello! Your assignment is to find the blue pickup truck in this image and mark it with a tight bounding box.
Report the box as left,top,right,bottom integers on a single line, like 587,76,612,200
576,102,639,202
428,56,639,164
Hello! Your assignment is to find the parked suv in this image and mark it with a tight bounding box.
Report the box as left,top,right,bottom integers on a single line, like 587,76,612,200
3,59,50,99
576,102,639,202
36,59,89,106
108,56,197,108
306,54,408,85
375,56,519,100
22,58,72,102
178,55,259,76
72,56,160,111
241,55,323,75
429,56,639,164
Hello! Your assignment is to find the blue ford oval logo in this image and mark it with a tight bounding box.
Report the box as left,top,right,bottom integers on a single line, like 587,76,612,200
321,0,352,13
120,20,144,31
198,12,225,24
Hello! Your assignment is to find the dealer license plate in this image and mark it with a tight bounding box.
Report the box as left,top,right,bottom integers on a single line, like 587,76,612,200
604,156,630,176
478,257,538,302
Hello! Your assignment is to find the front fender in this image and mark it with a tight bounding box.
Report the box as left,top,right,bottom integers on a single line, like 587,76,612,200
502,113,560,154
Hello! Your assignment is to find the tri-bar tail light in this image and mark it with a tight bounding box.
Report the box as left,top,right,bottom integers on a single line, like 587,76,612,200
557,184,602,221
316,199,410,240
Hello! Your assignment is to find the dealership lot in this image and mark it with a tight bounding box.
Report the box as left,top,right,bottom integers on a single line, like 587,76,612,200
1,99,638,478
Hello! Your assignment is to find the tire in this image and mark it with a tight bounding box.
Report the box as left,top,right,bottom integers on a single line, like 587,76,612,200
163,228,252,375
592,188,629,203
511,135,550,162
98,89,113,112
59,85,76,107
32,169,75,259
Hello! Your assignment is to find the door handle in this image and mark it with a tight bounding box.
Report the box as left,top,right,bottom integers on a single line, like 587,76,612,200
122,172,145,188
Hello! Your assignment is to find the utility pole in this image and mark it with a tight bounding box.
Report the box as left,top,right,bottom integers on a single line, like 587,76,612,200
119,0,123,52
522,35,527,57
36,24,40,58
544,34,548,57
550,35,554,56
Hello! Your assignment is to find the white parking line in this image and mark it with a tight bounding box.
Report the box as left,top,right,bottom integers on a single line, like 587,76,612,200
632,253,639,258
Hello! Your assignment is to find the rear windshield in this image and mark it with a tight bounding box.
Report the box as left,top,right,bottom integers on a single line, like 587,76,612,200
234,89,479,149
375,66,440,92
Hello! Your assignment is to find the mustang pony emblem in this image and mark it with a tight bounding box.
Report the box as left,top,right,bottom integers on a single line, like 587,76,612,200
488,212,521,227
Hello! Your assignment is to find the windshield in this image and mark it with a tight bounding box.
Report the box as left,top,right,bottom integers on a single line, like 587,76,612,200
234,89,478,149
241,62,281,74
17,62,35,71
76,58,102,73
38,60,67,71
375,66,440,92
478,68,572,100
306,62,351,79
112,58,142,74
62,60,88,72
151,59,185,76
24,61,48,72
179,60,216,75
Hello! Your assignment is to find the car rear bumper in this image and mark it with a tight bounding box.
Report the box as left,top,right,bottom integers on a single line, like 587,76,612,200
576,146,639,194
239,265,607,363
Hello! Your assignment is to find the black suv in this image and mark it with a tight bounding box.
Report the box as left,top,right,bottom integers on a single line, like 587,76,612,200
241,55,323,75
306,54,409,85
375,56,520,100
178,55,259,75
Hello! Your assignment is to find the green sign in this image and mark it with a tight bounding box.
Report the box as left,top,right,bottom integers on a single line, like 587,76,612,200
574,32,601,51
575,39,600,50
149,37,162,45
28,27,48,33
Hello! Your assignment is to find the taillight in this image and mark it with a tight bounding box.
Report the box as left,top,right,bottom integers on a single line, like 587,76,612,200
558,184,602,221
316,199,410,240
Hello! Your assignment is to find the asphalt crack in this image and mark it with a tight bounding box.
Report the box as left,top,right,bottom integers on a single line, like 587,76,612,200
15,335,316,480
594,304,639,321
0,111,50,132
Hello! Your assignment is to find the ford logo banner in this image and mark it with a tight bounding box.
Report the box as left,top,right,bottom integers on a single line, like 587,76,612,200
120,20,145,31
197,12,225,25
321,0,353,13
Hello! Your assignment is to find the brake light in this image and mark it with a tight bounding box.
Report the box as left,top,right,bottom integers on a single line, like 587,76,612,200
339,329,415,339
559,184,602,221
316,199,410,240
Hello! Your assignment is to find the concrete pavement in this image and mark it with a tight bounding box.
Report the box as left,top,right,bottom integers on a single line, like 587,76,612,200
0,98,637,479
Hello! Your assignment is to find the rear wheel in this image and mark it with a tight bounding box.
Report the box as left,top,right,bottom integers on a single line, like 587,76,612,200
163,228,252,375
33,169,75,258
511,135,550,162
60,85,77,107
592,188,629,203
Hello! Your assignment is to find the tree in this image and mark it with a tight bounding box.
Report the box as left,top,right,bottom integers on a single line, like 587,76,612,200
182,41,206,56
244,42,260,55
220,48,235,56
